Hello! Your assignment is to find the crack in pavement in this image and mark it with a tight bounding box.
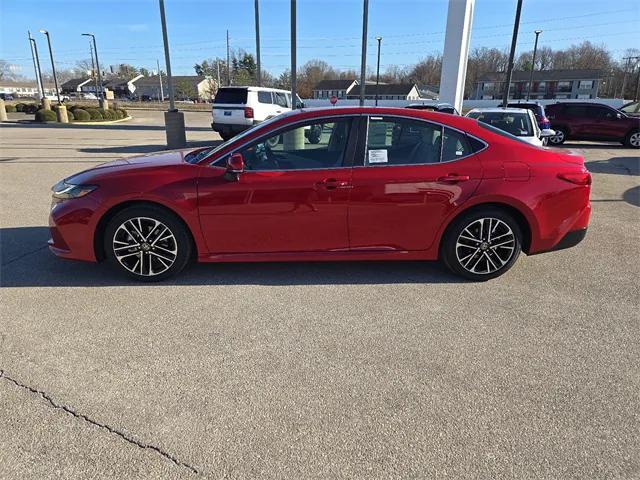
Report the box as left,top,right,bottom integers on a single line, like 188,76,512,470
1,246,49,267
0,369,199,475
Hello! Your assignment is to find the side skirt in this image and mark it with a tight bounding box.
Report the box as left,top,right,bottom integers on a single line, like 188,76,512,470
198,249,435,263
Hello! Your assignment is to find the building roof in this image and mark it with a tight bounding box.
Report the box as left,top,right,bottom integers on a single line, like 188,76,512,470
60,78,91,89
313,79,357,91
104,78,130,87
132,75,206,87
477,69,604,83
0,80,56,89
359,83,418,95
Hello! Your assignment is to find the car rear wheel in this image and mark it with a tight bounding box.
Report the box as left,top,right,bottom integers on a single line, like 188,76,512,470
441,208,522,281
104,205,192,281
548,128,566,145
625,129,640,148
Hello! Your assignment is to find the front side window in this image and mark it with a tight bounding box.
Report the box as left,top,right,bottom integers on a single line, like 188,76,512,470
366,117,442,166
238,119,352,171
274,92,288,108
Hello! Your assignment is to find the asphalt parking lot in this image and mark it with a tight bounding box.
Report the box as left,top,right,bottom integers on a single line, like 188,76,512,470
1,110,639,479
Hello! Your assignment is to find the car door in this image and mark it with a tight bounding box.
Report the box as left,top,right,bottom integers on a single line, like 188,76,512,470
585,106,627,139
348,115,483,252
197,116,358,254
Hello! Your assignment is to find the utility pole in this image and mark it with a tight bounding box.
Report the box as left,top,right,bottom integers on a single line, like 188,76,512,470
82,34,104,107
89,41,99,102
28,31,44,101
375,36,382,106
157,59,164,102
359,0,369,107
226,30,231,86
255,0,261,86
502,0,523,107
291,0,297,106
526,30,542,101
158,0,186,148
39,29,61,104
217,61,221,92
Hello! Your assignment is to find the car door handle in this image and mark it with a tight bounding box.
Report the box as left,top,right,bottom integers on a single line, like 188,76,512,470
315,178,352,190
437,174,470,183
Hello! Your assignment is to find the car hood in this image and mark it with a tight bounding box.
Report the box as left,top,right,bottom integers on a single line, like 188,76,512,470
66,148,198,183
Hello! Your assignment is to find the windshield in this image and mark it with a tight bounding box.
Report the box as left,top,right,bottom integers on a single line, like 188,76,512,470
467,111,533,137
621,101,639,114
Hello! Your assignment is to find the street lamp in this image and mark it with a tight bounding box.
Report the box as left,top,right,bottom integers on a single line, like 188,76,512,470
28,31,45,102
375,36,382,106
82,33,104,107
39,29,61,104
526,30,542,101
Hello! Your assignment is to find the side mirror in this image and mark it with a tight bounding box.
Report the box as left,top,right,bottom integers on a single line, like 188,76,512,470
226,152,244,174
540,128,555,138
616,113,623,119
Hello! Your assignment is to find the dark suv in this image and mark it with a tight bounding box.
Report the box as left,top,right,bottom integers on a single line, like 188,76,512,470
545,102,640,148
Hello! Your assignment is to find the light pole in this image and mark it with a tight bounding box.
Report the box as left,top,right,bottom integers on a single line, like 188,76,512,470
255,0,261,86
158,0,186,148
526,30,542,101
39,29,61,104
28,31,44,101
82,33,104,107
502,0,523,107
359,0,369,107
375,36,382,106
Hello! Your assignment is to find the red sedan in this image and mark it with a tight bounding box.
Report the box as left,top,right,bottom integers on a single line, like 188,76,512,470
49,107,591,281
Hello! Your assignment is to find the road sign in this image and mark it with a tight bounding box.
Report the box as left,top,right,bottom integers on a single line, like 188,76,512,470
330,95,338,105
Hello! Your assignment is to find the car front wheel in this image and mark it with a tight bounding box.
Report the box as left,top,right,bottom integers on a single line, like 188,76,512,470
548,128,566,145
625,129,640,148
441,208,522,281
104,205,192,281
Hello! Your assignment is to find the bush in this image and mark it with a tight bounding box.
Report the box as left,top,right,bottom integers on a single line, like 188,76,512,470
104,110,117,120
15,103,26,112
73,108,90,121
66,110,74,121
118,108,128,118
5,104,16,112
23,103,39,114
85,108,103,121
35,109,57,122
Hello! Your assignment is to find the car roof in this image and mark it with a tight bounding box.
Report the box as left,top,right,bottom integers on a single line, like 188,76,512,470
468,107,531,114
218,85,292,94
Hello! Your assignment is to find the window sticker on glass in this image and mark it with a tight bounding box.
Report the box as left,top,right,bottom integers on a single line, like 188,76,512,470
368,149,388,164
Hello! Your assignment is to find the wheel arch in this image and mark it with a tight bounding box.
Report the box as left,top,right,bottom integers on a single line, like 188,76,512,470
438,201,534,256
94,200,198,262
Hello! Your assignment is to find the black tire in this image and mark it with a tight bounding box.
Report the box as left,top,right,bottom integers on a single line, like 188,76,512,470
548,127,567,146
219,132,234,141
441,208,522,281
306,124,322,144
265,134,281,148
104,205,192,282
624,129,640,148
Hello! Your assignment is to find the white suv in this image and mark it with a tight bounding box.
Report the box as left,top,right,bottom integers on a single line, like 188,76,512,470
211,86,304,140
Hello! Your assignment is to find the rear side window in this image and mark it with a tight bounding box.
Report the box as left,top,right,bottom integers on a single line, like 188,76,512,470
442,128,472,161
214,88,248,104
563,106,589,117
257,91,272,104
274,92,288,108
366,117,442,165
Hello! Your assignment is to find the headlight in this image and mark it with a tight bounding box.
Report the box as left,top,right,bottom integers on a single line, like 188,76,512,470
52,180,97,200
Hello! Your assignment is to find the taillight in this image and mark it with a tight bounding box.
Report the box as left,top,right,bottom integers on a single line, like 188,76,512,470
558,172,592,185
244,107,254,119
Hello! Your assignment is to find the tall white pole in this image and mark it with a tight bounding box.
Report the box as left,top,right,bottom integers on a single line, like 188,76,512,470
438,0,475,113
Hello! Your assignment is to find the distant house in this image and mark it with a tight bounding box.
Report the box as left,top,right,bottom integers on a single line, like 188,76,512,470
473,69,604,100
130,75,213,101
347,83,422,101
0,80,57,97
60,78,92,94
312,79,358,99
104,75,143,98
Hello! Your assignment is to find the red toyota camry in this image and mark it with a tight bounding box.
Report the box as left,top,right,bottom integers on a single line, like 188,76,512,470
49,107,591,281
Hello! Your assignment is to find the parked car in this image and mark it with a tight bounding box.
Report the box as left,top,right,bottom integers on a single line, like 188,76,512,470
44,94,70,102
0,93,14,101
465,107,554,147
49,107,591,282
211,86,304,141
620,101,640,117
545,102,640,148
405,103,459,115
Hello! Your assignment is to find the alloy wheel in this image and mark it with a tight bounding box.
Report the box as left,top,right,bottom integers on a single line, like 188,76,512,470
550,130,564,144
112,217,177,276
455,218,516,275
630,132,640,148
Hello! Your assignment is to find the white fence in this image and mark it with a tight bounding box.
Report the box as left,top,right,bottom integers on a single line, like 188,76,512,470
303,98,628,110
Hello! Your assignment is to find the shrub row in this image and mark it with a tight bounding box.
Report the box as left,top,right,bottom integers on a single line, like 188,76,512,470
5,104,16,112
35,109,57,122
15,103,39,114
